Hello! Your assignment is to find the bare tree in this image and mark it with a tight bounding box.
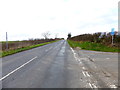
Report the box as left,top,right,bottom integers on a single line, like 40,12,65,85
42,31,51,39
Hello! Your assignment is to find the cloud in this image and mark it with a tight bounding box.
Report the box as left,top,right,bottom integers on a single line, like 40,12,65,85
0,0,119,41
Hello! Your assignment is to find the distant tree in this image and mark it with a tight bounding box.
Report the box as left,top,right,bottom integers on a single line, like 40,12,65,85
67,33,71,39
42,31,51,39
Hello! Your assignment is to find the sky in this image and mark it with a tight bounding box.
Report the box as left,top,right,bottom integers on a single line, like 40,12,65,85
0,0,119,41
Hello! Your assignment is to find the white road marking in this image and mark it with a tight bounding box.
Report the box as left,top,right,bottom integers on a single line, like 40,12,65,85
70,47,74,53
88,83,98,88
85,72,90,77
110,85,117,88
82,71,86,77
70,48,98,88
89,83,93,88
78,61,82,64
82,67,86,70
70,48,82,64
82,71,90,77
92,83,97,88
0,56,37,81
70,48,78,61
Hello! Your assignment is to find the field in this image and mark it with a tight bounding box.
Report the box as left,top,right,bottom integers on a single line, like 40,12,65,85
0,39,60,57
1,39,55,51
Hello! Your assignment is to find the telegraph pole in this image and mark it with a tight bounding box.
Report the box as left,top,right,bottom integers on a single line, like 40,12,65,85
6,32,8,50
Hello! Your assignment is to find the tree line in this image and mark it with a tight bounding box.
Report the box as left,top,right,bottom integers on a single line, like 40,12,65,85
68,31,120,47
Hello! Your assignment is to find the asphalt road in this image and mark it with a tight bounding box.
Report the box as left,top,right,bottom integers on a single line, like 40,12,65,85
1,40,118,88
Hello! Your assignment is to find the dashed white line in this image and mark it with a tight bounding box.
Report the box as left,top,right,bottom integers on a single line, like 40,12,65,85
85,72,90,77
92,83,97,88
82,71,86,77
110,85,117,88
88,83,98,88
70,48,82,64
0,56,37,81
78,61,82,64
70,47,99,88
70,47,74,53
89,83,93,88
70,48,78,61
82,71,90,77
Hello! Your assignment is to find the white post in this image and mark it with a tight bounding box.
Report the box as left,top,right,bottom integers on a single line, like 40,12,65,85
6,32,8,50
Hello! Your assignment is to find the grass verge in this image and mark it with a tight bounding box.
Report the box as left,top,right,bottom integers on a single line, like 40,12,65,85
1,40,57,57
67,40,120,52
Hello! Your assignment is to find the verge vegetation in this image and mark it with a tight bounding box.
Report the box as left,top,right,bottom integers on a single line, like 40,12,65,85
67,40,120,52
67,31,120,52
0,40,58,57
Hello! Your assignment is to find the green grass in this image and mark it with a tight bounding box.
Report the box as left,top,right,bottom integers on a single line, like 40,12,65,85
1,40,57,57
1,41,22,43
67,40,120,52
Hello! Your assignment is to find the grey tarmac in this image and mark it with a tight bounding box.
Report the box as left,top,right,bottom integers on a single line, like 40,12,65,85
0,40,118,88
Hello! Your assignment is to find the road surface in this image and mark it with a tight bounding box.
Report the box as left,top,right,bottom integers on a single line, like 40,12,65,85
1,40,118,88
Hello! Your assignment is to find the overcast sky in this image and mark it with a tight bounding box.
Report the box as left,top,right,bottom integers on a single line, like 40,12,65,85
0,0,119,41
